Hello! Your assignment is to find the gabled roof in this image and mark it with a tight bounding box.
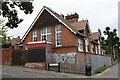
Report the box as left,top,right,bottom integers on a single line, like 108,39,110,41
90,32,100,40
71,20,87,31
21,6,85,42
71,20,91,33
89,32,100,45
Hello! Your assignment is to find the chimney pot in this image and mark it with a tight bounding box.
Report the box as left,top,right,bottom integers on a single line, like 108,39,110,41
65,12,79,23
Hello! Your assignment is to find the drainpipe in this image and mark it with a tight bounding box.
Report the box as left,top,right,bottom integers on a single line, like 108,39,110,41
84,37,87,67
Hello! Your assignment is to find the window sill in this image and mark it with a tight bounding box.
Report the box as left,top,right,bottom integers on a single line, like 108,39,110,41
53,46,77,49
77,51,84,53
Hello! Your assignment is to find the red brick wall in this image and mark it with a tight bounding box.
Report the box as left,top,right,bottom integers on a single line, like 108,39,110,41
23,24,78,48
51,26,56,47
37,29,41,41
62,25,77,47
23,31,32,49
22,24,103,58
53,47,77,53
2,47,13,65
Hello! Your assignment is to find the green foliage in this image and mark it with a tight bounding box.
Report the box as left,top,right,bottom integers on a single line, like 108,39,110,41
1,1,34,29
94,65,110,74
99,27,119,57
0,19,11,44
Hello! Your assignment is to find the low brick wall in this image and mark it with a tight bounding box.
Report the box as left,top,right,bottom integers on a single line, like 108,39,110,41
2,47,13,65
25,62,46,70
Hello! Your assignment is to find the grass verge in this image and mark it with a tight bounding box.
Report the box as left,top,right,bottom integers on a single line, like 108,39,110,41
94,65,110,74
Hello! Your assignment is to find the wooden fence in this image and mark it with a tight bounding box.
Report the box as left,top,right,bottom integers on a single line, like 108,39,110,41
11,49,28,65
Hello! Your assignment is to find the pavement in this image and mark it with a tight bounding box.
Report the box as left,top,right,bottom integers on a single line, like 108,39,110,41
89,64,118,78
2,65,86,78
2,63,119,78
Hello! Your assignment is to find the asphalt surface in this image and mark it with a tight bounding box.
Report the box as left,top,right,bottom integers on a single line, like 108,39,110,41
2,65,85,78
90,64,118,78
2,64,119,78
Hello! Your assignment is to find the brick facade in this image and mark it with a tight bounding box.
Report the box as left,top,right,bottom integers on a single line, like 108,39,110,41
2,47,13,65
23,24,78,49
21,6,104,56
18,6,106,69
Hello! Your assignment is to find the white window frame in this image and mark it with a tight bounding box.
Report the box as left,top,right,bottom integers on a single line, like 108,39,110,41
98,40,101,54
91,44,94,53
55,25,62,47
96,46,98,54
85,38,89,52
32,30,37,42
41,27,51,42
78,38,83,51
98,45,101,54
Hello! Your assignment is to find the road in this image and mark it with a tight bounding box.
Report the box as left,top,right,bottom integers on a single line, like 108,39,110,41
91,64,118,78
2,65,85,78
2,64,119,78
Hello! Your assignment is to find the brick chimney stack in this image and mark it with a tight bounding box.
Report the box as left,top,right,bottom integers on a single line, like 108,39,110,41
65,12,79,23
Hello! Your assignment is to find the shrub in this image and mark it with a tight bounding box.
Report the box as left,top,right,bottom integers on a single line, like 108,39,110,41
94,65,110,74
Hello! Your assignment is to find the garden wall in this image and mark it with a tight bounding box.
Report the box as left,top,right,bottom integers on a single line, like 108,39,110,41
90,55,111,73
2,47,14,65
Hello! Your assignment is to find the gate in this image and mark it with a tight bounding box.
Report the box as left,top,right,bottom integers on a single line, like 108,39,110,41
12,50,28,65
28,47,46,62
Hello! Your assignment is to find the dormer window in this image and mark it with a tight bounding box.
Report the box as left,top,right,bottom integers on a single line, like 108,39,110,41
32,30,37,42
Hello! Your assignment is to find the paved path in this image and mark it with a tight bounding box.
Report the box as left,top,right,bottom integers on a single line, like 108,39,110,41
90,64,118,78
2,65,85,78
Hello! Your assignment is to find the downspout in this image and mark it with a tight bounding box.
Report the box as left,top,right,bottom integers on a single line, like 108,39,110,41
84,29,87,66
84,37,87,69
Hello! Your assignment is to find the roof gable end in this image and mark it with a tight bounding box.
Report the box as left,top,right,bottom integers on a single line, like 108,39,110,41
21,6,78,42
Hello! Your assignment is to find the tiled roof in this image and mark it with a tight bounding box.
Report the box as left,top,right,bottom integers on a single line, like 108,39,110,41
71,20,88,31
90,32,100,40
45,6,85,37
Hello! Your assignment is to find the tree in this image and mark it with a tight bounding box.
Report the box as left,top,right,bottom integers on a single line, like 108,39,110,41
0,18,11,44
100,27,119,60
0,1,34,29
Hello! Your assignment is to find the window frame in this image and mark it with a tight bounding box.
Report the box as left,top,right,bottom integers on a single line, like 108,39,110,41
32,30,37,42
98,40,101,54
41,27,51,42
91,43,95,53
85,38,89,52
78,38,83,51
55,25,62,47
95,46,98,54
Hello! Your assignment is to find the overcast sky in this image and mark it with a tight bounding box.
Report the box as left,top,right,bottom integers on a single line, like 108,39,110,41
7,0,119,38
